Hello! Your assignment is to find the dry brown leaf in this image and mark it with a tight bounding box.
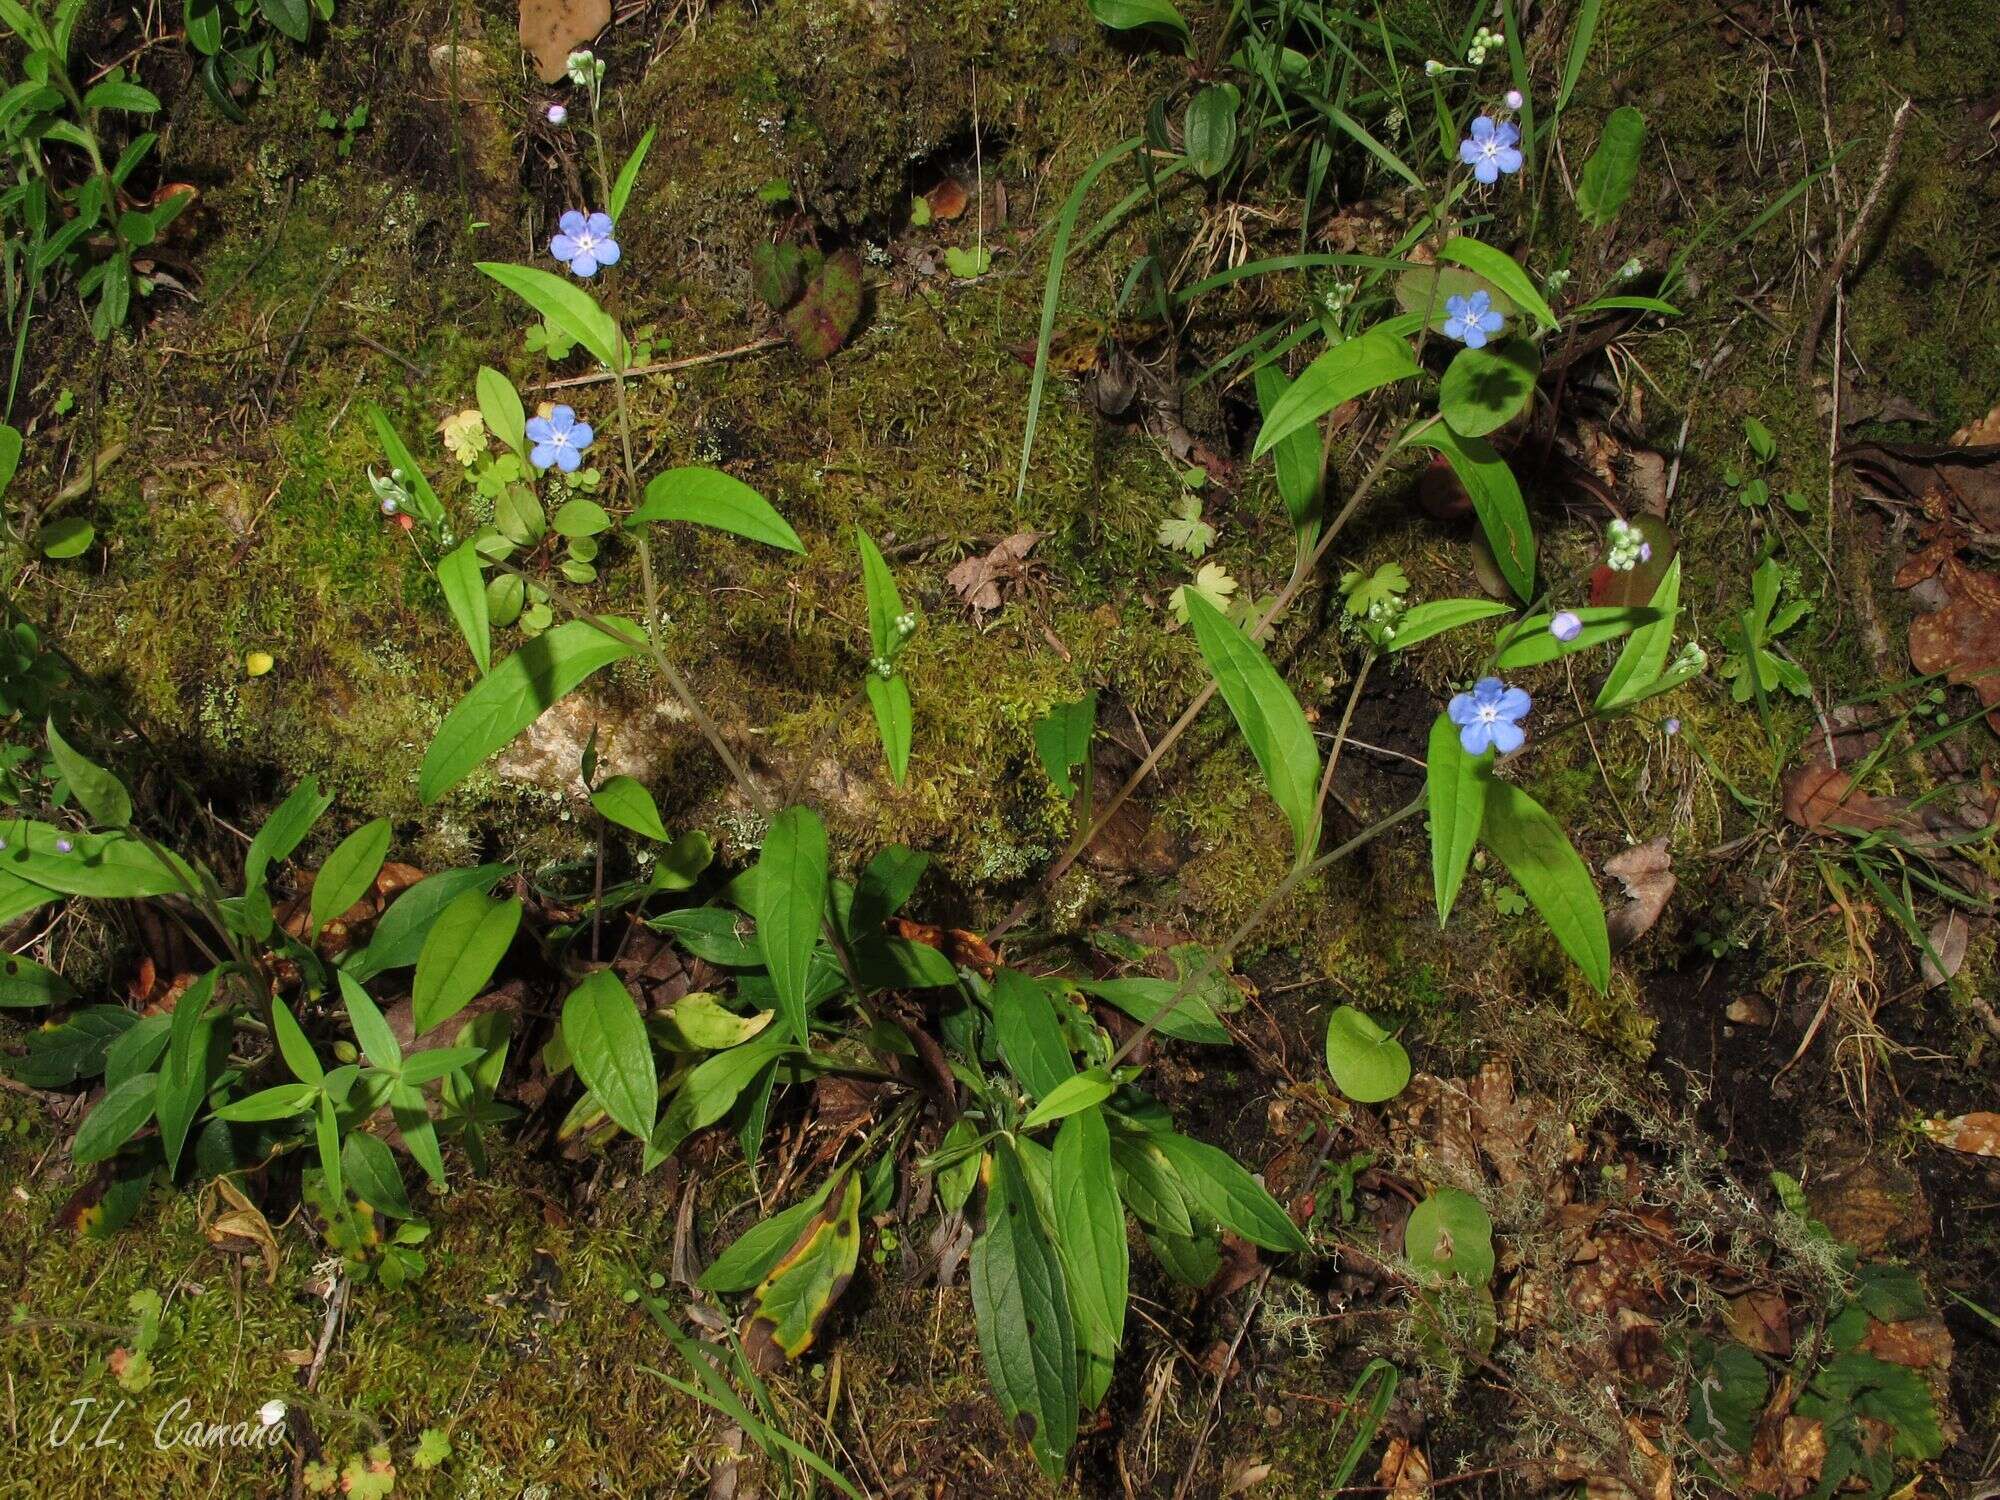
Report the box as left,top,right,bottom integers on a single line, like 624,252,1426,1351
1908,556,2000,733
203,1176,280,1284
924,179,970,221
1952,401,2000,448
1918,1110,2000,1156
1377,1437,1431,1499
1781,764,1908,835
946,531,1041,615
518,0,608,84
1724,1289,1793,1356
1861,1315,1953,1370
1805,1155,1930,1255
1604,837,1675,950
1919,912,1969,987
1746,1414,1826,1500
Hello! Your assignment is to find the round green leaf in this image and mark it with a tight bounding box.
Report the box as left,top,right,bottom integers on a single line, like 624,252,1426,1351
1438,336,1540,439
40,515,95,559
1323,1005,1410,1103
1403,1187,1494,1285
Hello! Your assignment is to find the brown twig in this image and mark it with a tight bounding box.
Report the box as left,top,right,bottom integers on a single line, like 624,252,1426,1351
1795,100,1912,388
533,335,787,390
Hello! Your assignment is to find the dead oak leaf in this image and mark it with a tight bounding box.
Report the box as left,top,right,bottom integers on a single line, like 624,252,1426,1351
1908,555,2000,732
1918,1110,2000,1157
1604,837,1675,950
946,531,1041,615
1781,764,1910,836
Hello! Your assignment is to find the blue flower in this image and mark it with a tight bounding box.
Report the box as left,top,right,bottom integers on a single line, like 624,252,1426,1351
1549,609,1582,643
550,210,620,277
1448,676,1531,756
526,405,594,472
1443,290,1505,348
1459,115,1523,183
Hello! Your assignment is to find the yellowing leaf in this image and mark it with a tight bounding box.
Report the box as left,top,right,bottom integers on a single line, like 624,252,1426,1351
741,1173,863,1367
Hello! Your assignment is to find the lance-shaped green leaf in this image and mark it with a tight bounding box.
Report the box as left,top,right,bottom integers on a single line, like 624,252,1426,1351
45,719,132,829
0,823,196,899
628,467,804,554
366,405,446,527
475,365,526,461
1494,606,1660,669
158,968,219,1173
990,967,1076,1101
418,618,642,804
343,1130,414,1219
72,1072,158,1165
1406,424,1534,601
753,806,829,1046
1427,713,1486,924
646,1030,791,1167
1051,1106,1126,1410
245,777,332,890
1148,1130,1306,1252
1033,692,1097,800
700,1174,840,1293
412,888,521,1035
1389,598,1513,652
347,863,512,981
1251,327,1421,460
591,775,670,841
562,969,658,1142
309,818,392,935
743,1173,863,1363
1020,1067,1114,1131
855,528,912,783
1437,237,1558,331
971,1141,1079,1480
607,126,655,221
475,261,623,371
1183,590,1321,863
438,542,491,675
1253,363,1322,540
1596,556,1682,711
1576,107,1645,228
1481,778,1610,994
0,952,74,1008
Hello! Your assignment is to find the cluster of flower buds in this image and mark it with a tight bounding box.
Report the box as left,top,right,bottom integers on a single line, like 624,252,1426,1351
1466,25,1502,65
368,466,410,516
1605,518,1652,572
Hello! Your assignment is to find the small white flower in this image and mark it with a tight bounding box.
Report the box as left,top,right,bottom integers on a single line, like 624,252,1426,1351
259,1401,287,1427
546,103,568,125
1425,59,1445,76
1504,89,1524,110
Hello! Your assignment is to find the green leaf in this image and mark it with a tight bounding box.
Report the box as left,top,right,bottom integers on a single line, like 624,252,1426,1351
1020,1067,1114,1131
347,863,511,981
1252,364,1321,538
1575,107,1645,229
1251,327,1421,460
650,829,714,892
1032,693,1097,801
475,366,525,460
0,423,20,496
1404,1188,1494,1283
419,618,642,804
397,1046,487,1086
1439,336,1540,438
1149,1130,1306,1252
259,0,310,41
1070,973,1231,1045
1183,590,1321,863
1051,1106,1126,1409
1493,605,1661,669
105,1014,171,1090
744,1173,863,1361
0,951,75,1007
562,969,658,1142
1320,102,1422,189
83,80,160,113
1597,556,1683,710
1184,84,1238,179
412,888,521,1035
1323,1005,1410,1103
476,262,623,371
1437,238,1558,331
782,248,865,359
629,468,804,554
343,1130,414,1219
270,997,323,1085
854,526,902,659
210,1081,317,1122
1389,598,1513,652
551,498,611,537
309,817,391,934
647,1031,790,1166
438,542,491,675
72,1072,157,1164
1481,778,1610,993
1427,713,1485,923
607,126,655,222
245,777,332,891
365,406,445,528
1108,1132,1194,1238
971,1140,1079,1480
0,823,196,899
591,775,670,841
990,967,1077,1101
6,1005,134,1088
45,719,132,829
40,515,94,558
337,970,401,1069
753,806,829,1047
864,675,912,786
1085,0,1187,37
157,969,217,1173
700,1175,839,1293
1406,424,1534,601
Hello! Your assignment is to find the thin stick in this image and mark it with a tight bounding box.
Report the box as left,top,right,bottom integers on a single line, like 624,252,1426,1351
534,336,786,391
1795,100,1911,388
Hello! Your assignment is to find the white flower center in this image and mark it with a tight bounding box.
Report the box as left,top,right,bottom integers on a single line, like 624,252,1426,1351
1480,138,1502,160
550,429,572,447
1477,705,1499,723
574,232,597,254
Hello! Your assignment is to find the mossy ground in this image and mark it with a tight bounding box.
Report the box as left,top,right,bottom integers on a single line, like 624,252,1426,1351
5,0,1999,1493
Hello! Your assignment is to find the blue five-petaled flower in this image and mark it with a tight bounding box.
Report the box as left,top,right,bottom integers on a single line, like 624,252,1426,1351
1448,676,1531,757
526,405,594,472
1459,115,1523,183
1443,290,1505,349
550,210,620,277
